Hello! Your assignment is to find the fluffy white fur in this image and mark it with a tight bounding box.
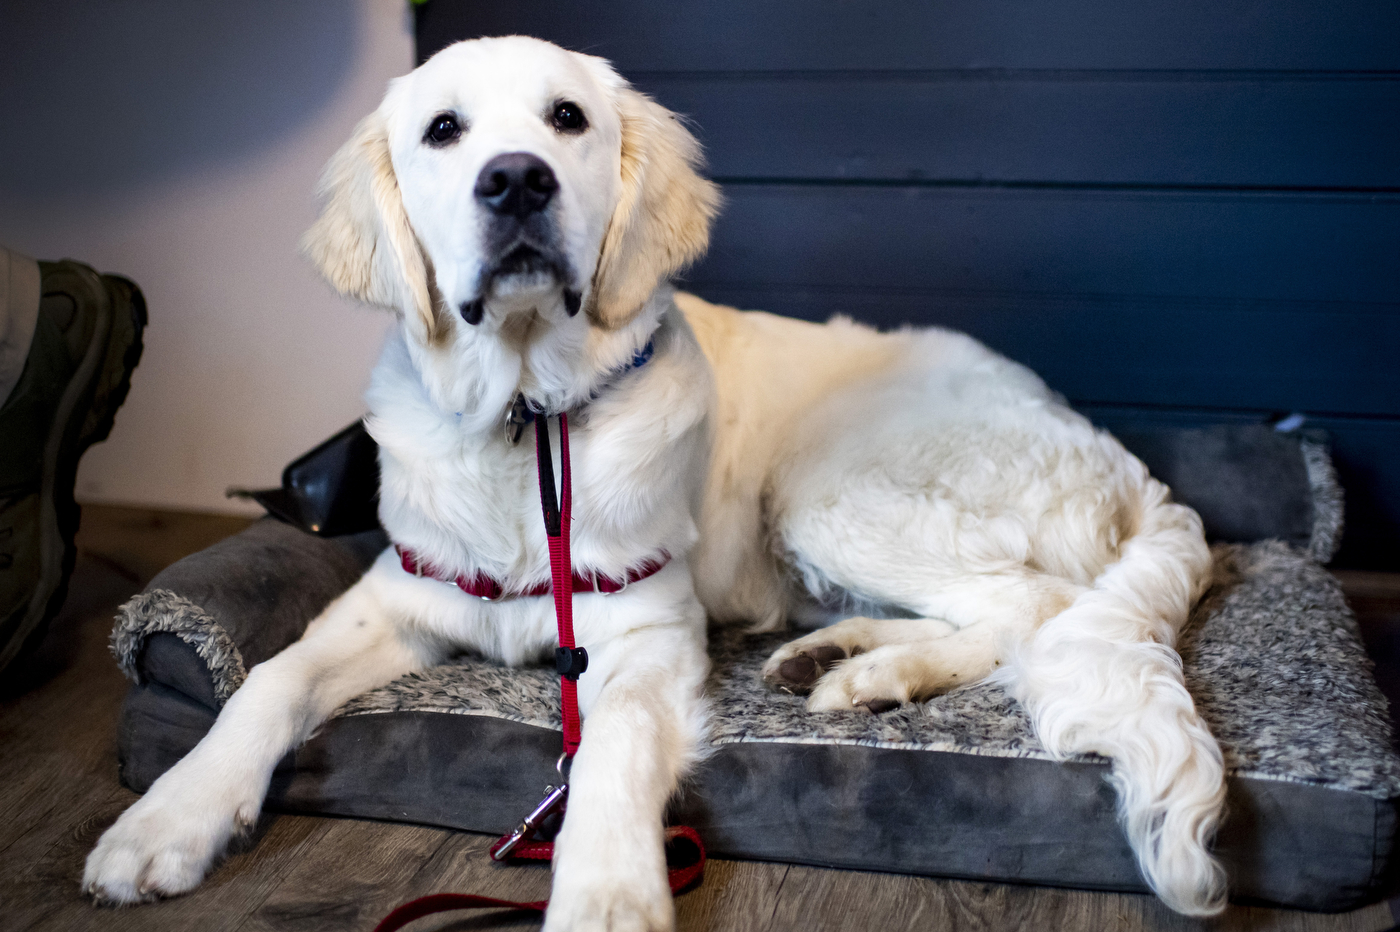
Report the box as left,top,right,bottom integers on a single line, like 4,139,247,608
84,35,1227,926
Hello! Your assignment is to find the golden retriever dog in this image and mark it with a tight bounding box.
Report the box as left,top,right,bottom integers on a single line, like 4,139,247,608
85,35,1226,926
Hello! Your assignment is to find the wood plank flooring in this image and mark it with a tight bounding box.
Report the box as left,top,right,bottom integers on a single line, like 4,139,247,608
1,504,1396,932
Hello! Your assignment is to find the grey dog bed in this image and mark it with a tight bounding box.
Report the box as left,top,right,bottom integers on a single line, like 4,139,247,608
110,425,1398,911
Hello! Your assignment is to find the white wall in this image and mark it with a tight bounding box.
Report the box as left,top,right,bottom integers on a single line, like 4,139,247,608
0,0,416,514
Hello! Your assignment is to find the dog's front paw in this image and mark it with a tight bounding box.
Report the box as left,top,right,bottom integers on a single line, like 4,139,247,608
543,882,673,932
83,780,257,905
546,836,673,932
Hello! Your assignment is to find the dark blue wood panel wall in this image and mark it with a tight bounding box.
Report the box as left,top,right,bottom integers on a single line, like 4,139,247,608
416,1,1400,569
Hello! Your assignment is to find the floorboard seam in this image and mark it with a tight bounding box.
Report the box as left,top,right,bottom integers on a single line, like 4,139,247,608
764,866,791,932
225,820,341,932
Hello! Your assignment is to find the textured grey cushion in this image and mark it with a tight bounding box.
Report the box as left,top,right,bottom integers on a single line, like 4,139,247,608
110,427,1395,911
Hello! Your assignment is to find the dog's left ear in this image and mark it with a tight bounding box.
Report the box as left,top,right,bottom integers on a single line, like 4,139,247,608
588,89,722,330
301,109,440,342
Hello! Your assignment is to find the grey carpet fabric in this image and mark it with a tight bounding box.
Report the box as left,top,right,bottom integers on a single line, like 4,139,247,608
1187,542,1395,797
1301,436,1345,563
335,651,562,730
113,589,247,704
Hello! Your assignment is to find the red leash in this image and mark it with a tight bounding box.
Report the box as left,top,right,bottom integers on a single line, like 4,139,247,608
536,413,583,757
373,412,705,932
372,826,707,931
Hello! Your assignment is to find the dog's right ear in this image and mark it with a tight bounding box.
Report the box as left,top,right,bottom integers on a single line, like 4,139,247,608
302,111,439,342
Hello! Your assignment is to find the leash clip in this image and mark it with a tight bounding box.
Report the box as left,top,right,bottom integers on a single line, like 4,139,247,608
504,393,535,445
492,782,568,861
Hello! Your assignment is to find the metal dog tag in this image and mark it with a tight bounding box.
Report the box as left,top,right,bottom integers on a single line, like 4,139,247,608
504,393,534,445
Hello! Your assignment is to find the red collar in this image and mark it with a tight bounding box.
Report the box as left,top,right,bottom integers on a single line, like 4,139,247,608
395,543,669,601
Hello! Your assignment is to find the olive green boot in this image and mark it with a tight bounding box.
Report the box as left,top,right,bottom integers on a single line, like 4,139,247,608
0,254,146,682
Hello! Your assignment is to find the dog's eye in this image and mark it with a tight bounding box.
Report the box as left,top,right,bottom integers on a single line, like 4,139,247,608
424,112,462,146
550,100,588,134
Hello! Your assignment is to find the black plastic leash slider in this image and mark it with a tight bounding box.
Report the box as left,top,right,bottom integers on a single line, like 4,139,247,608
555,646,589,679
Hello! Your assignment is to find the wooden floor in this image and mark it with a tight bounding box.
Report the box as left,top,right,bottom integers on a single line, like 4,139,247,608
2,504,1398,932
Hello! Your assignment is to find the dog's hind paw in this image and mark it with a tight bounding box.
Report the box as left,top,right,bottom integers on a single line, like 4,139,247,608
804,644,919,712
763,644,850,695
766,616,981,712
765,639,913,713
761,617,901,694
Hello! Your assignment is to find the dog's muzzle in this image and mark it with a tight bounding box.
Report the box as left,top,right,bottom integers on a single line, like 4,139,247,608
460,151,579,325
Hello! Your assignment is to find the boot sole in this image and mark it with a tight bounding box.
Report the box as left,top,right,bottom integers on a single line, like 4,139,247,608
0,264,146,677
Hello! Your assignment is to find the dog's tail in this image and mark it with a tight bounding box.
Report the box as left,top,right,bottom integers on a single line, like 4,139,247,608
1003,475,1226,916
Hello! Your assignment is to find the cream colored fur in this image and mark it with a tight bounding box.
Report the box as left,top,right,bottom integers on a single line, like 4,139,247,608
84,35,1227,927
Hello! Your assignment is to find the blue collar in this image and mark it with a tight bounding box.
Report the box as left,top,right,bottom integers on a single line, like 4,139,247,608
502,339,655,443
622,339,656,372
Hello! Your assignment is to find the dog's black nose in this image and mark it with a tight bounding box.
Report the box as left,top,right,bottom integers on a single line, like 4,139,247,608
474,152,557,217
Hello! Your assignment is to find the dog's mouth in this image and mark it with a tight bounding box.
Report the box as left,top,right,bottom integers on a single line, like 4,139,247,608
481,242,574,303
460,241,579,326
494,244,553,278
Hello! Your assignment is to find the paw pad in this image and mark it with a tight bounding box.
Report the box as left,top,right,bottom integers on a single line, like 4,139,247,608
807,645,848,667
770,645,849,695
776,655,820,692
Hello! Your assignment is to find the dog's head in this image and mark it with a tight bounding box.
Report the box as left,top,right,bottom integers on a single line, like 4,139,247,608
304,36,719,356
